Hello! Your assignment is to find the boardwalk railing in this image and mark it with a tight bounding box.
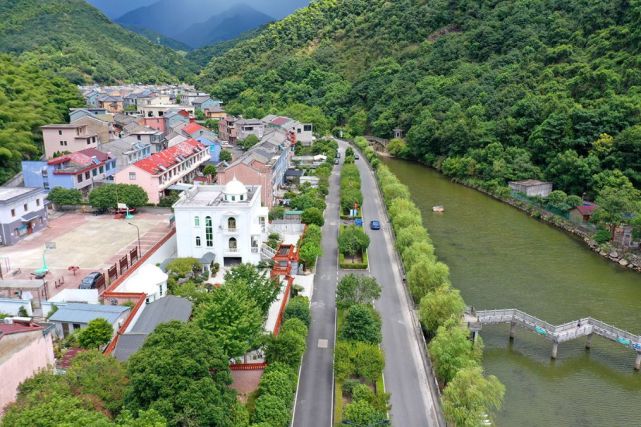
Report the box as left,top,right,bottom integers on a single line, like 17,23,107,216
467,308,641,369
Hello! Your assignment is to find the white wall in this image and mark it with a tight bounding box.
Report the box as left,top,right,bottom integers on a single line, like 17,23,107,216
0,299,33,316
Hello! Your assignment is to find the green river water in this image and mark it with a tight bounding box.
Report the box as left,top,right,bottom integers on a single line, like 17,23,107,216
384,158,641,427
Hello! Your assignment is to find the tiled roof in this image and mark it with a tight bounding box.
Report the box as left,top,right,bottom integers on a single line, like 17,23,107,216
48,148,109,166
0,321,42,338
49,303,129,324
133,139,205,175
576,203,597,216
183,122,205,135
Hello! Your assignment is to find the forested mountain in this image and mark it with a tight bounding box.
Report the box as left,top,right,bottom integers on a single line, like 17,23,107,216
198,0,641,197
0,56,83,183
174,4,273,49
0,0,196,84
121,25,192,52
187,26,266,68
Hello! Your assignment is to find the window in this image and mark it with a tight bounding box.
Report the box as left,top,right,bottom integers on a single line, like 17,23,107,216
73,323,81,330
99,166,104,173
229,237,237,252
60,141,64,146
205,216,213,247
85,171,90,180
231,195,235,202
77,174,83,183
23,203,27,211
297,128,301,133
92,169,97,176
10,208,15,217
129,172,136,181
92,137,96,143
137,135,141,141
195,236,201,247
194,216,200,227
304,124,312,132
87,139,91,145
58,130,62,136
228,217,236,231
36,199,40,207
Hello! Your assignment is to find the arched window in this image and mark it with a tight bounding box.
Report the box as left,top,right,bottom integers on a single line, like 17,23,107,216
228,217,236,231
194,216,200,227
205,216,213,247
195,236,201,247
229,237,237,252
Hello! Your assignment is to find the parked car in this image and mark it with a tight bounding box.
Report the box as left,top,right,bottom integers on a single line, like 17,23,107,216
79,272,104,289
370,220,381,230
334,158,340,165
354,154,360,160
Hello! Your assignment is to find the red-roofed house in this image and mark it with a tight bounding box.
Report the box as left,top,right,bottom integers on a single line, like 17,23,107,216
182,122,206,137
0,319,55,415
22,148,117,193
570,202,598,225
114,139,210,203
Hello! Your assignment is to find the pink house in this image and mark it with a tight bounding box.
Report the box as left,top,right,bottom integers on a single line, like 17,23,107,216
41,124,99,159
142,117,166,133
115,139,210,204
0,320,55,415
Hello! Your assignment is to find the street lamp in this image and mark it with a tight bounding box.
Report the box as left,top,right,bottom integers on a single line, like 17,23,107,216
127,222,141,257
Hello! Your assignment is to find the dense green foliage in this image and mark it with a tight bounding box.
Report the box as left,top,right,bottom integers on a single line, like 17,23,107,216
335,274,381,310
199,0,641,199
297,224,322,269
0,55,82,184
0,0,196,84
46,188,83,206
125,321,243,427
1,350,163,426
77,318,113,349
89,184,149,210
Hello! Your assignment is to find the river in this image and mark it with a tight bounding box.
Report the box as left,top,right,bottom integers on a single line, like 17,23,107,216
383,158,641,427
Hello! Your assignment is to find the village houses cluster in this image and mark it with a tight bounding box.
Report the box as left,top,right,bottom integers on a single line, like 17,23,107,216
0,83,317,414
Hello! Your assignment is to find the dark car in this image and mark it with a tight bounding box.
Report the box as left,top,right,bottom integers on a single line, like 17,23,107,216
370,220,381,230
79,272,104,289
334,158,340,165
354,154,360,160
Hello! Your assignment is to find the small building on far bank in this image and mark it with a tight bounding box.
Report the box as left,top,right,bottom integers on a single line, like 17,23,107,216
508,180,553,198
569,202,597,225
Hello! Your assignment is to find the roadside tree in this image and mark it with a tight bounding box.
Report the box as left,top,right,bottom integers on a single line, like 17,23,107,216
341,304,381,344
336,274,381,309
418,286,466,334
442,367,505,427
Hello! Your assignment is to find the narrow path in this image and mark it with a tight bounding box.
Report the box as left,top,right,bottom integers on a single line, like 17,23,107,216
292,154,341,427
346,140,444,426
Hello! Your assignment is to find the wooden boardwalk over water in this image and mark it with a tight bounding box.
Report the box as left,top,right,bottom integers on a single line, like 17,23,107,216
465,308,641,369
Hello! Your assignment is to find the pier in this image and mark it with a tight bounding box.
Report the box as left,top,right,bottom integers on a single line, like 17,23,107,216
465,308,641,369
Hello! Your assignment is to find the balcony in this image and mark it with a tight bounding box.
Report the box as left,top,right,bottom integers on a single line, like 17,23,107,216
251,247,259,254
227,246,239,253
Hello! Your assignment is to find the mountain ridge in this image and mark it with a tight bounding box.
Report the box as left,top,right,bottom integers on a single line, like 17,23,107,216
0,0,196,83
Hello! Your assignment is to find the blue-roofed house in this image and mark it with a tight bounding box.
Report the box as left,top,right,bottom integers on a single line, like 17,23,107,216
48,303,130,338
197,136,222,163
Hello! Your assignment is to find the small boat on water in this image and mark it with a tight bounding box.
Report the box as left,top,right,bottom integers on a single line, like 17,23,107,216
432,205,445,213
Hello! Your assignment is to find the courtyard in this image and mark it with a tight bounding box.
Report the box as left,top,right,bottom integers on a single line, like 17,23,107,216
0,208,174,295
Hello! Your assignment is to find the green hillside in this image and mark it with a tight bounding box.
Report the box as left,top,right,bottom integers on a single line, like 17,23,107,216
198,0,641,196
0,55,83,183
0,0,197,84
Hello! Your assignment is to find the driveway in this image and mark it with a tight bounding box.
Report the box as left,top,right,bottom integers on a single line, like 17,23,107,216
292,152,342,427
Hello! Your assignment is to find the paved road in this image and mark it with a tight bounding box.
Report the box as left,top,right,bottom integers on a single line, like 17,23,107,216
292,153,342,427
347,140,444,426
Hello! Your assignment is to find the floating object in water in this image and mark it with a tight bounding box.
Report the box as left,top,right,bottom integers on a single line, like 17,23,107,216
432,205,445,212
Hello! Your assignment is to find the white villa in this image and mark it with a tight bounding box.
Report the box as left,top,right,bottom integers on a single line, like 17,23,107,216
173,178,269,267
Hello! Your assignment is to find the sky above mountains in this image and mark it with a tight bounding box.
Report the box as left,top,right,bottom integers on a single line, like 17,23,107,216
87,0,310,20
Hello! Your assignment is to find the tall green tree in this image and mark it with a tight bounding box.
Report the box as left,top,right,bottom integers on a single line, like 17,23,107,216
125,322,241,427
196,283,264,358
77,318,113,349
336,274,382,309
442,367,505,427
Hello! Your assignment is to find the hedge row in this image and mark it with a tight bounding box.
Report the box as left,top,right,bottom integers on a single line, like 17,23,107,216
254,297,311,427
334,300,388,425
298,224,322,269
340,163,362,215
353,139,505,426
